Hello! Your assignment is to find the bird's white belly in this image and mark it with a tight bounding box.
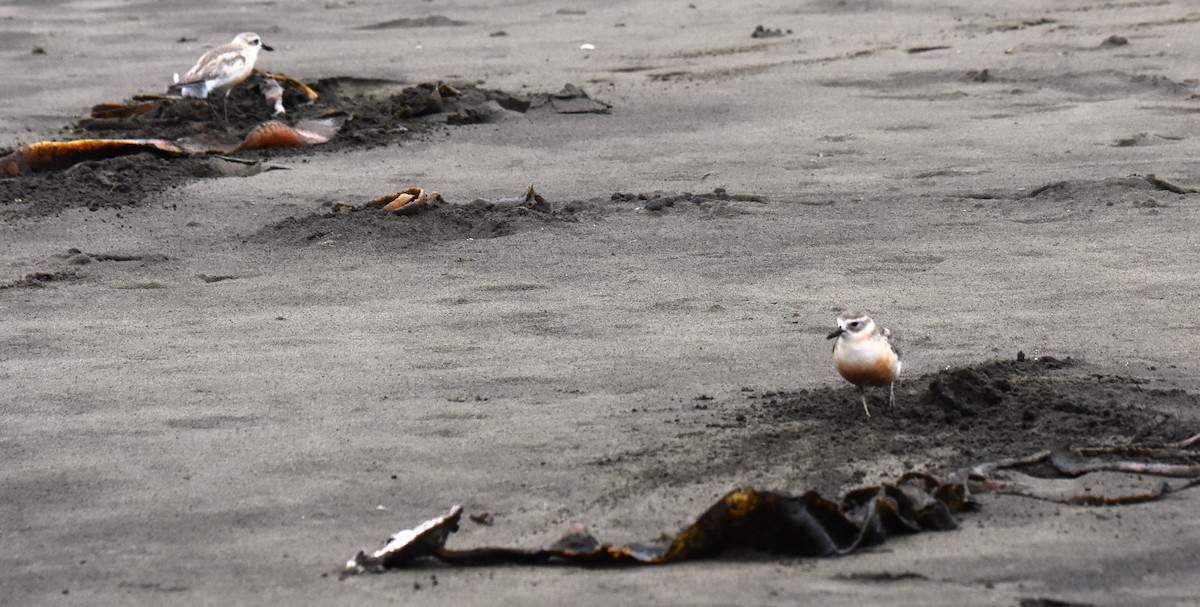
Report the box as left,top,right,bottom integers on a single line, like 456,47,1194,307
179,81,212,99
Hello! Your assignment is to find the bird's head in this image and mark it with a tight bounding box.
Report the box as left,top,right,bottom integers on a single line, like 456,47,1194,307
826,310,875,341
235,32,273,52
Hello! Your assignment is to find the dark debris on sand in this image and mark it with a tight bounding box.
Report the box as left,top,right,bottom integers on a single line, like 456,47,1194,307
1,79,609,218
253,197,575,248
252,187,765,248
602,356,1193,497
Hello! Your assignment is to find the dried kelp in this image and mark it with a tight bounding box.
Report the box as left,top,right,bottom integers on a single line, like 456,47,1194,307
0,72,339,176
343,431,1200,576
0,139,188,176
342,472,969,576
3,79,607,216
338,184,547,216
968,431,1200,505
3,78,602,179
0,117,344,176
89,101,160,120
234,119,340,151
261,71,319,102
362,187,442,214
468,184,553,212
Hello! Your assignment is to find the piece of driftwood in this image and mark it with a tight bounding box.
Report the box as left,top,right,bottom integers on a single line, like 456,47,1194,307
968,431,1200,505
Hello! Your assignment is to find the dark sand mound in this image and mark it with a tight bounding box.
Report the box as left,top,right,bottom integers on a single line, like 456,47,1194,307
252,188,766,247
603,356,1193,497
253,198,573,247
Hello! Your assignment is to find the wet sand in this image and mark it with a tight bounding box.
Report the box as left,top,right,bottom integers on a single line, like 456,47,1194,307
3,1,1200,605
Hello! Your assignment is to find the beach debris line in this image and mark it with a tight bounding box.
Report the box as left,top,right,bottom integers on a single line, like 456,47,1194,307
612,187,766,211
751,25,792,38
469,183,553,212
333,184,552,215
1,139,189,177
1025,174,1198,198
2,77,609,177
342,428,1200,575
968,431,1200,506
341,472,970,576
356,15,466,29
0,71,336,176
363,187,442,214
0,117,343,176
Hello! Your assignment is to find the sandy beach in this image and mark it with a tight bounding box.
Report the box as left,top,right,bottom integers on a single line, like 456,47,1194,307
3,1,1200,605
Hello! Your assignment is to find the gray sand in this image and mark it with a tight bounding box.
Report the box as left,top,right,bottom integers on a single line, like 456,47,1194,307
3,1,1199,605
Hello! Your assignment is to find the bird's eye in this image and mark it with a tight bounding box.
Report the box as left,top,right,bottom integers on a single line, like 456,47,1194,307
848,322,859,328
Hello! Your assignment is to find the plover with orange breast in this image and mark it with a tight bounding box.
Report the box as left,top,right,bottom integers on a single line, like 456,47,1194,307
826,310,902,417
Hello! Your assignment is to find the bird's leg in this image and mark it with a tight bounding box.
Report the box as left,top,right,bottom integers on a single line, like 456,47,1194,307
889,382,896,408
859,386,871,418
222,93,231,129
203,100,221,125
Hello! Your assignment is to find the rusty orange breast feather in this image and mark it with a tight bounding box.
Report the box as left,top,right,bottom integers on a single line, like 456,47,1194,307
835,356,899,386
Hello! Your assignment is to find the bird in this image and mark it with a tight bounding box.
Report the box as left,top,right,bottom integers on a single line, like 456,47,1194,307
826,310,902,417
171,32,273,122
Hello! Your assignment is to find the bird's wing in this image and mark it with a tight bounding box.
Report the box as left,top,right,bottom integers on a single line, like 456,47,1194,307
881,328,902,359
176,46,246,86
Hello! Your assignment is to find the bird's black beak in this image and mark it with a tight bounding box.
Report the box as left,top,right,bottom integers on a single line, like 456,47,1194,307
826,326,844,340
261,44,275,52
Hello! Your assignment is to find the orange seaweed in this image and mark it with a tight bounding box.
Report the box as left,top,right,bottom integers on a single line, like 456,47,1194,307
235,121,329,151
366,187,428,211
261,71,320,101
381,193,416,211
89,101,160,119
1,139,188,176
